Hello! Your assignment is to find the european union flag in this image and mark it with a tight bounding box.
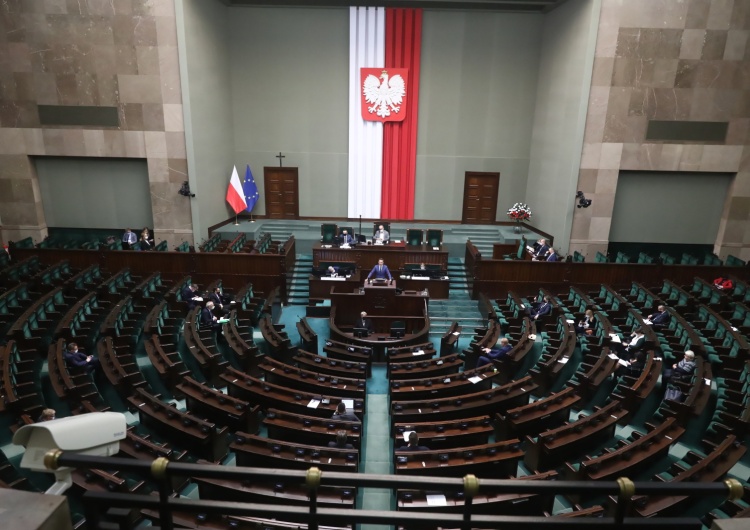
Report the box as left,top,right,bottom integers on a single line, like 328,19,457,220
243,165,259,213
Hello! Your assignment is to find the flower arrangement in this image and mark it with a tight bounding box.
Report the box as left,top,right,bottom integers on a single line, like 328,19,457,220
507,203,532,222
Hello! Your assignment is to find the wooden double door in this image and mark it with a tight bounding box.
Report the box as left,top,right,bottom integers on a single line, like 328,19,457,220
264,167,299,219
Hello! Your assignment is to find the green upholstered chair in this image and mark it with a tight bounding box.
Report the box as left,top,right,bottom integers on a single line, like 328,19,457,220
406,229,424,246
426,229,443,247
321,223,338,244
503,237,526,260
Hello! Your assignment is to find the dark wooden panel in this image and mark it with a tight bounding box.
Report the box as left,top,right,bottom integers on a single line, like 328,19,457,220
312,243,448,270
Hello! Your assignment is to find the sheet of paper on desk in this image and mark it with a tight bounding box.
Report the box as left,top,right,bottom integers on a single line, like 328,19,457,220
608,353,619,360
452,331,460,336
433,246,440,250
413,350,424,356
192,296,203,302
643,319,653,325
617,359,628,366
468,376,483,384
342,399,354,409
413,276,429,280
217,318,230,324
307,399,321,409
426,494,448,506
558,357,569,364
566,319,575,324
609,334,621,343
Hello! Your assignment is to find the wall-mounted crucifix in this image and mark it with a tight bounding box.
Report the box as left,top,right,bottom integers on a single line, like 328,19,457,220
276,152,285,167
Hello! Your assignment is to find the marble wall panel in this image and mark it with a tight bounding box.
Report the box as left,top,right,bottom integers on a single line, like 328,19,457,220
0,0,190,244
573,0,750,259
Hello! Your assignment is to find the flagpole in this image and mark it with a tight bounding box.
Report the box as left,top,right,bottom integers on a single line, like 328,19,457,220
234,213,239,226
250,213,255,223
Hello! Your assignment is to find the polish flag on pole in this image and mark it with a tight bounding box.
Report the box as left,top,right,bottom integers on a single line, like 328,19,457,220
225,165,247,214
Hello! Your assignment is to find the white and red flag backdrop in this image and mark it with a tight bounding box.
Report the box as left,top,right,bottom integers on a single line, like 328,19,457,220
348,7,422,220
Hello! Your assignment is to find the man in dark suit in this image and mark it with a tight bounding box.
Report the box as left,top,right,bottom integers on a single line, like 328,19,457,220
331,402,360,423
201,301,221,331
533,239,549,260
528,296,552,320
355,311,373,334
339,230,354,245
647,305,670,330
546,248,559,262
63,342,100,374
209,286,230,315
476,337,512,368
366,258,392,283
182,283,201,310
398,431,430,452
326,265,340,277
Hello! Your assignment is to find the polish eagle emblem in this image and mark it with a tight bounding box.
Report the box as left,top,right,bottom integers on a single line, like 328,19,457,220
360,68,408,122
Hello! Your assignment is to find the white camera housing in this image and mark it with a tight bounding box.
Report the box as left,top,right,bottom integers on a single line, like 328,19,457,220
13,412,127,494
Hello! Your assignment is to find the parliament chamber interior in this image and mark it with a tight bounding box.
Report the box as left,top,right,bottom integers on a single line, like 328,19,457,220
1,0,750,529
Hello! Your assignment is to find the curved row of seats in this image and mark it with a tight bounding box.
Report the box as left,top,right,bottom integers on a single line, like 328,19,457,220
2,253,750,527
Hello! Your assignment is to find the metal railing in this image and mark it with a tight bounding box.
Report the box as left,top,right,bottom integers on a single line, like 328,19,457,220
45,450,744,530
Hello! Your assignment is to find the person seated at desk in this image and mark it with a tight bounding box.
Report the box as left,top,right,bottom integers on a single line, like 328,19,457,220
38,408,56,422
332,402,360,422
663,350,696,384
339,230,354,245
355,311,373,334
64,342,100,374
412,263,429,278
366,258,392,283
398,431,430,452
575,309,596,335
328,430,354,449
616,327,645,358
327,265,340,277
122,227,137,250
532,238,549,261
201,301,222,331
614,349,646,378
182,283,202,310
476,337,512,368
373,224,390,244
546,247,559,262
526,296,552,320
209,286,231,315
647,305,670,330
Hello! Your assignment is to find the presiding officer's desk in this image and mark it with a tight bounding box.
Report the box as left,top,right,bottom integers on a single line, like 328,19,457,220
312,241,448,270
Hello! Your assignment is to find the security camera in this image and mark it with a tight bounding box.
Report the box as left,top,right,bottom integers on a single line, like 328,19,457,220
575,191,592,208
13,412,127,495
179,181,195,198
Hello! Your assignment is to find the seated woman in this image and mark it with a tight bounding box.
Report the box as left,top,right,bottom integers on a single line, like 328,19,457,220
663,350,696,384
614,349,646,378
575,309,596,335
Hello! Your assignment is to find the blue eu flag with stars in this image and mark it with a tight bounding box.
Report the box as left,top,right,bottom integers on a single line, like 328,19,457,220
243,165,259,213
